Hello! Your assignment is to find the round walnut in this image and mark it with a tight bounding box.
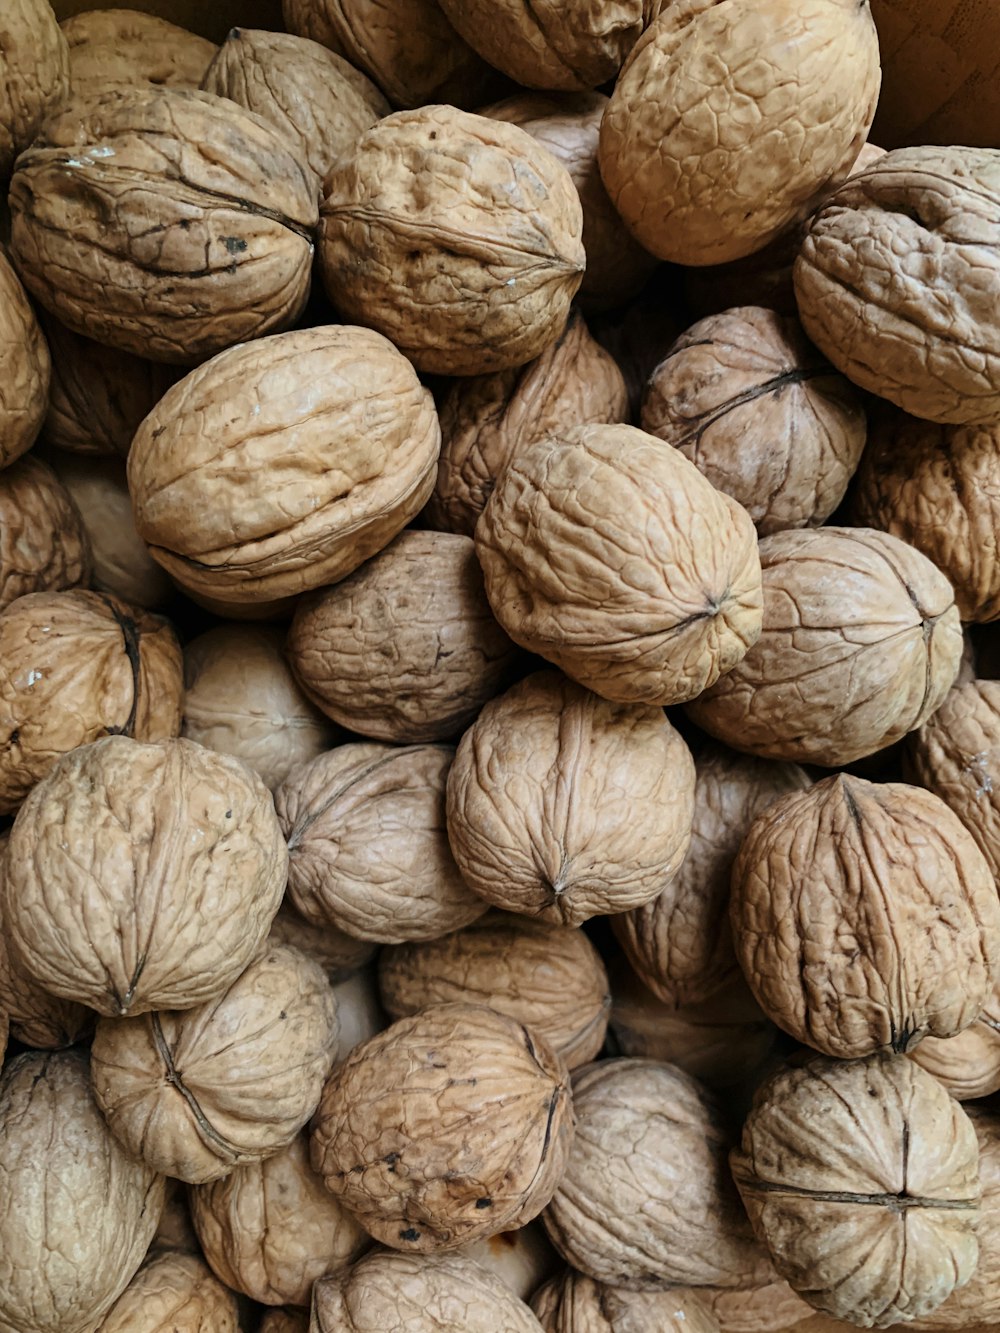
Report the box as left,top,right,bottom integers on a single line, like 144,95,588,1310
446,670,694,926
0,1050,164,1333
4,735,288,1017
686,527,963,766
0,904,93,1050
311,1003,573,1252
0,247,50,470
268,906,376,984
287,530,519,743
532,1270,721,1333
543,1058,765,1289
0,0,69,181
0,589,183,813
183,624,339,791
599,0,880,266
189,1131,368,1307
795,147,1000,425
97,1251,240,1333
0,454,91,611
62,10,216,94
731,1054,981,1328
127,326,440,606
276,743,487,944
9,88,317,365
697,1273,814,1333
379,912,610,1070
613,744,811,1009
91,942,338,1184
641,307,867,535
910,976,1000,1102
319,106,585,377
476,424,763,705
424,311,628,537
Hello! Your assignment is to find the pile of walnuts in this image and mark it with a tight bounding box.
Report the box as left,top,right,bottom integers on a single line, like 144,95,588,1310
2,0,1000,1330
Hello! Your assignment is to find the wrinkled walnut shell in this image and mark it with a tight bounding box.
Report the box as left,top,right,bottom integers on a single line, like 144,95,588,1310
0,454,91,612
531,1270,721,1333
63,9,216,94
0,247,50,470
909,977,1000,1102
97,1250,240,1333
267,905,376,984
0,0,69,181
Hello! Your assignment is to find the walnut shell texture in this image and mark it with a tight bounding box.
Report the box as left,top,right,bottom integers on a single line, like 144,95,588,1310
0,0,69,181
697,1273,814,1333
311,1003,573,1252
0,454,91,611
63,9,216,94
909,976,1000,1102
531,1270,721,1333
97,1250,240,1333
267,905,376,984
0,247,50,470
0,883,94,1049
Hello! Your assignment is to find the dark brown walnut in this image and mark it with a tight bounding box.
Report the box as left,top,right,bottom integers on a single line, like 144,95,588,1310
446,671,694,925
454,1221,558,1302
796,147,1000,425
641,307,867,535
686,527,963,766
149,1177,200,1255
261,1311,308,1333
851,407,1000,622
202,29,388,197
424,311,627,537
731,1054,981,1328
97,1250,240,1332
311,1003,573,1252
0,589,183,813
543,1058,766,1289
189,1131,368,1307
477,423,763,705
276,743,488,943
910,975,1000,1102
183,624,339,791
613,744,811,1009
0,1050,164,1333
599,0,880,266
287,531,519,743
0,0,69,181
92,942,338,1184
0,248,50,470
482,95,657,312
127,326,440,605
4,735,288,1017
319,106,585,377
9,88,317,365
268,905,376,983
532,1270,721,1332
379,912,610,1070
63,10,216,94
732,774,1000,1059
0,885,93,1049
0,454,91,611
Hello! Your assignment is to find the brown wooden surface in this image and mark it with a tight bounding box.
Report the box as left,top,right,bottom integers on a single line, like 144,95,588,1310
50,0,284,42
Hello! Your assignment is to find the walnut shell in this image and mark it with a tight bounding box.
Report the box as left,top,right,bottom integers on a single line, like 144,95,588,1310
91,942,338,1184
318,106,585,377
476,423,763,706
0,892,94,1049
287,530,518,743
149,1177,200,1256
423,311,628,537
795,147,1000,425
697,1275,814,1333
542,1058,765,1289
182,624,339,791
276,743,487,944
641,307,867,535
731,1054,981,1328
9,88,317,365
190,1130,368,1307
4,735,288,1017
686,527,963,766
454,1221,558,1302
97,1250,240,1332
262,1312,308,1333
0,247,50,470
732,774,1000,1058
612,744,811,1009
331,967,386,1063
267,905,376,984
311,1002,573,1252
0,1049,164,1333
127,326,441,605
0,453,91,611
445,670,695,925
909,975,1000,1101
599,0,880,265
0,589,183,813
0,0,69,181
531,1270,721,1333
63,9,216,94
379,912,610,1070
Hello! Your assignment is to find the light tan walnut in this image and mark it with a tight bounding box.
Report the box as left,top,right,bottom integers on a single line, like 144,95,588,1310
0,0,69,181
454,1222,558,1303
0,247,50,470
0,454,91,611
63,9,216,94
910,974,1000,1100
697,1273,814,1333
97,1250,239,1332
267,906,376,984
532,1270,721,1332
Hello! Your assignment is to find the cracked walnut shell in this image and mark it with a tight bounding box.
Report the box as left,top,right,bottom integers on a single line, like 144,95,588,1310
0,0,69,182
62,10,216,95
0,454,90,612
0,247,50,471
531,1270,721,1332
97,1250,239,1333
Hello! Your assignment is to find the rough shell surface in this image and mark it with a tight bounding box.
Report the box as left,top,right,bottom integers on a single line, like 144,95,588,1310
531,1269,721,1331
909,974,1000,1101
63,9,216,94
697,1274,814,1333
0,0,69,180
0,454,91,612
96,1250,240,1332
267,906,376,983
0,248,50,470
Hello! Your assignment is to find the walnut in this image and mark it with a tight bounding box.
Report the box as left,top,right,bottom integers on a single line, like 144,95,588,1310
731,774,1000,1058
189,1130,368,1307
455,1221,558,1302
4,735,288,1016
0,247,50,470
0,1049,164,1333
423,311,628,537
0,893,93,1049
379,912,610,1070
641,307,866,536
127,326,440,606
9,88,317,365
97,1250,240,1333
91,942,338,1184
697,1274,814,1333
62,10,216,94
0,589,183,813
311,1003,573,1252
318,106,585,376
0,454,91,611
276,743,487,944
731,1054,981,1328
796,147,1000,425
149,1178,200,1256
599,0,880,265
0,0,69,181
531,1270,721,1333
476,424,763,705
909,975,1000,1101
542,1058,766,1289
612,744,811,1009
261,1312,308,1333
686,527,963,766
446,671,694,925
287,530,518,743
331,967,386,1063
268,906,376,984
